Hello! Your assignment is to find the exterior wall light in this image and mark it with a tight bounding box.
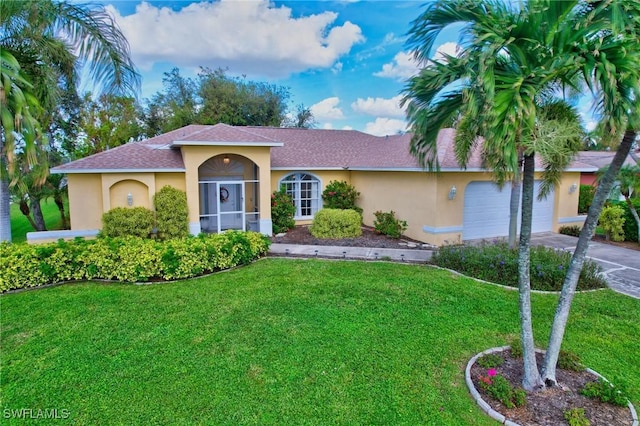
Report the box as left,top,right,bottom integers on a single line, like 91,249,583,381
569,183,578,194
448,185,457,200
223,155,230,165
127,193,133,206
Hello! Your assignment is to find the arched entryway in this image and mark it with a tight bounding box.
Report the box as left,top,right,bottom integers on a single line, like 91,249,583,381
198,154,260,233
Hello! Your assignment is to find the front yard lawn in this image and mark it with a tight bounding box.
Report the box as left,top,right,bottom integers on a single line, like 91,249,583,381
1,259,638,425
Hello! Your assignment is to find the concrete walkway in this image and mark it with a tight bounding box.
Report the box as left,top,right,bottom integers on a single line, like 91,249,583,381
269,243,433,263
270,233,640,299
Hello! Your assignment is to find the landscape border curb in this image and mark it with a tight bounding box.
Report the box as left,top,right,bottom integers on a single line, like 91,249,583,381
465,346,638,426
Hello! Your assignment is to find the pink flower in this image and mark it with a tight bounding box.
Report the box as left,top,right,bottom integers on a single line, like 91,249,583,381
487,369,497,377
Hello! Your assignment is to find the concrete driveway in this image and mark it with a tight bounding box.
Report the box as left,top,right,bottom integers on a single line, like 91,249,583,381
530,233,640,299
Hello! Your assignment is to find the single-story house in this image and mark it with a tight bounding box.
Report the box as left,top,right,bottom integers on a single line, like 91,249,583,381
46,124,594,246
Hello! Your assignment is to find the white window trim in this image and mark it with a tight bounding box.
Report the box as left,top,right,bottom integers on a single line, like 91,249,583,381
278,172,322,220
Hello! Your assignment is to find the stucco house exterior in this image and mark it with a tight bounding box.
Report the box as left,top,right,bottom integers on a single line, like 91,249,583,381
45,124,594,246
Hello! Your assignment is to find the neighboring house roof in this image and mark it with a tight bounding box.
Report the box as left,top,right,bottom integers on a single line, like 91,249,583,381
51,123,596,174
574,150,638,171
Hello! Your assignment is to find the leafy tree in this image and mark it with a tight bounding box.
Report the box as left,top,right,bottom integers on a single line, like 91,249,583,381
142,67,290,134
404,0,640,391
1,0,141,241
72,93,145,158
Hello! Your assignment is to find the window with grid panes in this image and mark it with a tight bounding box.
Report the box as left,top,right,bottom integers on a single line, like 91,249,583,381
280,173,320,218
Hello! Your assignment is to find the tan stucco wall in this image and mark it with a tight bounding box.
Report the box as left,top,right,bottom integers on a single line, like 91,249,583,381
554,172,583,229
67,174,103,230
156,173,186,192
350,171,435,243
180,146,272,225
102,173,156,211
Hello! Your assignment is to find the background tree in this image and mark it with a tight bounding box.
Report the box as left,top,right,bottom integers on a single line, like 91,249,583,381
1,0,141,241
72,93,145,158
283,104,316,129
142,67,291,134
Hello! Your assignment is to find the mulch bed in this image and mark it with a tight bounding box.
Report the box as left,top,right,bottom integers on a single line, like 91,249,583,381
271,225,430,249
470,349,635,426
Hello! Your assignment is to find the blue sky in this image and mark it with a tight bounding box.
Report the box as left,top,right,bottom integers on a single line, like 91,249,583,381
100,0,596,135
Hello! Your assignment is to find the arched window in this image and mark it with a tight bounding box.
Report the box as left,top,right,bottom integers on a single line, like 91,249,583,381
279,173,321,219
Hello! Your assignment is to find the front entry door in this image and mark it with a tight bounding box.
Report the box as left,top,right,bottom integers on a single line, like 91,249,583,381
199,180,245,233
219,182,245,231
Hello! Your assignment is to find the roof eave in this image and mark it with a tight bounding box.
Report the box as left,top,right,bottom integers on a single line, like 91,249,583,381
51,168,186,174
172,141,284,147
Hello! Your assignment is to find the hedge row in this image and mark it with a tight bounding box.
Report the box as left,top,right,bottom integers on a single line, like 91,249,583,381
0,231,271,292
432,242,607,292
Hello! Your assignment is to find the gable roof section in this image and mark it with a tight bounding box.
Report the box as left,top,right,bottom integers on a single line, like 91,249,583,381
574,150,637,170
52,123,596,173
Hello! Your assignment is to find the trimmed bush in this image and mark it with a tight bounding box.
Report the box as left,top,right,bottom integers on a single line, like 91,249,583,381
322,180,362,215
432,242,607,291
271,186,296,234
608,199,640,242
310,209,362,239
373,210,407,239
599,205,625,242
101,207,155,238
559,225,582,237
578,184,595,214
0,231,271,292
154,185,189,239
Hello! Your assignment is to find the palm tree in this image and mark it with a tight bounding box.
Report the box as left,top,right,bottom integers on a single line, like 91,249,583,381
0,50,42,242
404,0,640,391
0,0,140,242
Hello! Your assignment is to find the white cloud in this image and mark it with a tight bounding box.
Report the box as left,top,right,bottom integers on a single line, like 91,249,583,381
351,95,405,118
311,97,345,121
375,42,461,80
374,51,419,80
364,118,408,136
106,0,364,77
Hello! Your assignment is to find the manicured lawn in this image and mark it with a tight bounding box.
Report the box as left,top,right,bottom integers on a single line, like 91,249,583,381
10,199,68,243
1,259,638,425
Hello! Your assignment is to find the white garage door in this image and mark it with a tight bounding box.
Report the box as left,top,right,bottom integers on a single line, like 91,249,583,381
462,181,555,240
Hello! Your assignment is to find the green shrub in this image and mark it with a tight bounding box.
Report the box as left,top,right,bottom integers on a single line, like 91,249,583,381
564,408,590,426
101,207,155,238
599,205,626,242
608,199,640,242
578,184,595,214
373,210,407,239
478,373,526,409
271,186,296,234
580,378,630,407
559,225,582,237
322,180,362,214
477,354,505,369
310,209,362,239
0,231,271,291
432,242,607,291
154,186,189,239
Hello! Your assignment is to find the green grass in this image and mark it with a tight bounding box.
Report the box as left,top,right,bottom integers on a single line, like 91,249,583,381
1,259,638,425
10,199,68,243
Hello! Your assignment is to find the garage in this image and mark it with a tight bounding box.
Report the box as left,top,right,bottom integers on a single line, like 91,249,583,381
462,181,555,240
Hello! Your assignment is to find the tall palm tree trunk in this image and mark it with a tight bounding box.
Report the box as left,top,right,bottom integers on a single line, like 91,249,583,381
508,150,524,249
623,196,640,242
541,129,637,385
518,153,544,391
30,196,47,231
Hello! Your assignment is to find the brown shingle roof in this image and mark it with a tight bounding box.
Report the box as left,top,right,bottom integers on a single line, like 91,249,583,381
52,123,596,173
